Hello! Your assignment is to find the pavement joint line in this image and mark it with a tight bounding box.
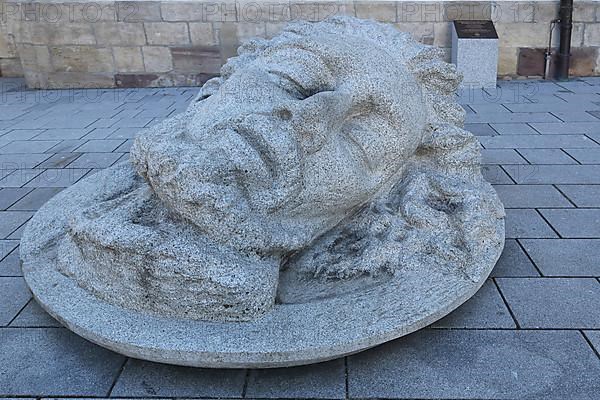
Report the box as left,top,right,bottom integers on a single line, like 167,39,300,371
552,184,579,208
535,208,563,239
492,278,521,329
498,164,517,184
580,331,600,361
5,297,31,327
515,239,545,277
106,358,129,398
344,356,349,400
240,369,250,399
585,133,600,146
0,187,34,210
559,148,582,165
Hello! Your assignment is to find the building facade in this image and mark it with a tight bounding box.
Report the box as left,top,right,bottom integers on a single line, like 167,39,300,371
0,0,599,88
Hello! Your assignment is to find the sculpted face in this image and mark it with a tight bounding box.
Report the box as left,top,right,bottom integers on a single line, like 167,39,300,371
25,17,504,334
132,30,428,252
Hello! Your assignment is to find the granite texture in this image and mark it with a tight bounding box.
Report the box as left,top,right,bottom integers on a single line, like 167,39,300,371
19,17,504,368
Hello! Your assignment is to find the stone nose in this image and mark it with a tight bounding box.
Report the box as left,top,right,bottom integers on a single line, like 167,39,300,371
283,90,353,154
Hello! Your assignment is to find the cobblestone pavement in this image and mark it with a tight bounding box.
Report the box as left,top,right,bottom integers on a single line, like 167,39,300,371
1,77,600,399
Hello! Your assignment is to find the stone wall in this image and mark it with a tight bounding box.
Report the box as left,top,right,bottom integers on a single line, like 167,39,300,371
0,0,599,87
0,0,22,76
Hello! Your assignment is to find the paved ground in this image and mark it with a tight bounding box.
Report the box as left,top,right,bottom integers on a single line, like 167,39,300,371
0,76,599,399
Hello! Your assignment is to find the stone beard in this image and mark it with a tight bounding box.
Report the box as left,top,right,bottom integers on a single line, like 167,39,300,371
20,17,505,367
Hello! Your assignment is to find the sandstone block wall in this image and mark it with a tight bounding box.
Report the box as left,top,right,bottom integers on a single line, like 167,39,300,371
0,1,598,88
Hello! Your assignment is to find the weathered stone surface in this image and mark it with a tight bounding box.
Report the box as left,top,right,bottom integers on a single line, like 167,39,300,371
355,2,396,22
142,46,172,72
170,46,221,73
189,23,218,46
93,22,146,46
145,22,190,46
49,46,114,73
112,46,144,73
16,22,96,46
161,1,238,22
117,1,162,22
20,16,504,368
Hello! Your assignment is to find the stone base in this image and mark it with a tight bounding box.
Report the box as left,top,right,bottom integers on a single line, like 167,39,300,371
452,25,498,89
20,163,504,368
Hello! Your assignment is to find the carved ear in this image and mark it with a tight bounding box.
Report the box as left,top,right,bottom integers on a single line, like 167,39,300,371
193,77,223,103
408,47,462,96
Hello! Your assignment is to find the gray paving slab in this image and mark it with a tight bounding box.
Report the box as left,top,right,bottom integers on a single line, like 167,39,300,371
67,152,122,169
517,148,578,164
0,211,32,238
0,169,43,188
37,115,100,129
115,139,134,152
0,277,30,325
552,111,600,122
493,184,572,208
36,153,81,168
564,148,600,164
458,87,530,104
466,112,560,124
520,239,600,277
348,329,600,400
497,278,600,328
82,128,118,140
0,188,31,210
32,129,90,140
0,129,45,141
86,119,117,129
9,187,63,211
481,149,527,164
504,102,600,113
584,331,600,355
557,81,600,93
479,134,598,149
0,240,18,261
0,140,60,154
555,93,600,103
109,127,143,139
490,123,539,135
111,359,246,398
503,164,600,184
481,165,514,184
0,245,23,276
245,359,346,399
431,280,515,328
111,117,153,128
540,209,600,238
491,239,539,277
468,103,510,114
75,139,125,153
0,328,125,396
557,184,600,207
9,300,62,327
22,168,88,188
46,140,87,153
504,209,557,239
0,155,48,174
530,122,600,135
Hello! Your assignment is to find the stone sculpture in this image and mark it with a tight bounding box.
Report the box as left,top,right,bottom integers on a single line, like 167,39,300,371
20,16,505,368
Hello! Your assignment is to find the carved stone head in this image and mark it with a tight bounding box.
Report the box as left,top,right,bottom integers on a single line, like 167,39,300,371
130,18,459,254
22,18,504,344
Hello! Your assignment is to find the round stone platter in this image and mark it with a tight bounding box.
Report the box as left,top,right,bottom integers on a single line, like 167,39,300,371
20,166,504,368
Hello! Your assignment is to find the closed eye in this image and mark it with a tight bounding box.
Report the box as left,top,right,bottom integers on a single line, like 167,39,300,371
267,69,312,99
